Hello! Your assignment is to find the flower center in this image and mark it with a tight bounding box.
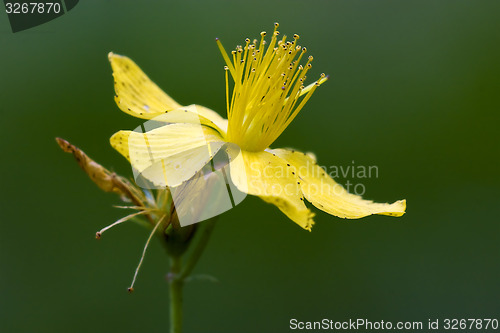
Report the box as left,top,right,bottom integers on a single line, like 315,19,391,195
217,23,328,152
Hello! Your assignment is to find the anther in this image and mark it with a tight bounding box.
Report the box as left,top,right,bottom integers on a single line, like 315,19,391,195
302,47,307,53
224,66,229,70
260,31,267,36
127,287,134,293
274,22,279,28
95,232,101,239
308,55,313,61
293,34,300,39
245,38,250,43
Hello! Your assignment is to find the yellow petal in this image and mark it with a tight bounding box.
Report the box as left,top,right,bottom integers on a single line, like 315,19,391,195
108,52,182,118
109,53,229,134
228,149,315,230
189,105,228,134
110,123,225,187
271,148,406,219
151,105,227,136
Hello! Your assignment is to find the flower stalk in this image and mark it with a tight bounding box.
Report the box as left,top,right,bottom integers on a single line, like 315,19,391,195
57,137,217,333
165,216,217,333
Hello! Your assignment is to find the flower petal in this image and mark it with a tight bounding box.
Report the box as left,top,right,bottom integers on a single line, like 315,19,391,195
110,123,225,187
189,105,228,134
109,53,229,134
271,148,406,219
228,149,315,230
108,52,182,118
153,105,228,136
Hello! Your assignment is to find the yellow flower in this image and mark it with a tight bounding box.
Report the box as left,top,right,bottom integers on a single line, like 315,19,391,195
109,24,406,231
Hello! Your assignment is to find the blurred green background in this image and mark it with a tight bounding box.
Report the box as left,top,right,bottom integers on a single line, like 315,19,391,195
1,1,499,332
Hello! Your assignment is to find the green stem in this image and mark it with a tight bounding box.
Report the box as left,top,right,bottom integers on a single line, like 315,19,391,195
179,218,217,280
167,217,217,333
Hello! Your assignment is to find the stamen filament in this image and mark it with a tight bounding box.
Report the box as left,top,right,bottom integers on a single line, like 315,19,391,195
216,39,235,78
96,210,151,239
128,214,167,292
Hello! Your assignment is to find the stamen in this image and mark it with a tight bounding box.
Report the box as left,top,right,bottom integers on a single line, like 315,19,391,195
216,24,328,151
215,38,235,78
224,66,230,118
96,210,151,239
296,73,329,98
113,205,149,210
128,214,167,292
